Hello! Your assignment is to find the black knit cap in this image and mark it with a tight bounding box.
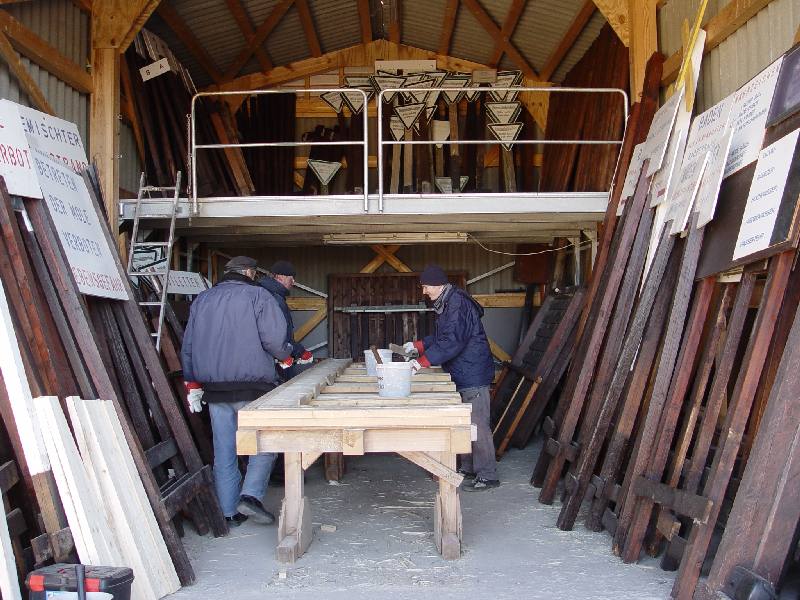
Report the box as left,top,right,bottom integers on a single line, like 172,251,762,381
224,255,258,271
270,260,296,277
419,264,448,286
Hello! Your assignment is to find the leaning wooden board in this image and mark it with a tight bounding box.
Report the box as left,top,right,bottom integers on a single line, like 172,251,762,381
237,359,473,563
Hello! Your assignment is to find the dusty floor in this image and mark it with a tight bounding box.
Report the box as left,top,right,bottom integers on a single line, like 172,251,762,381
170,445,675,599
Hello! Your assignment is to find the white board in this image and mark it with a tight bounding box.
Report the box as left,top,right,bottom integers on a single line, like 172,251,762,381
0,486,21,600
665,151,710,235
30,147,129,300
724,57,784,178
619,143,647,211
644,87,684,176
167,270,208,295
732,129,800,260
0,100,88,198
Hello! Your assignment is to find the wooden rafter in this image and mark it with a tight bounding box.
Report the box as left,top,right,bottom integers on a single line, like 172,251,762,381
0,29,52,113
0,9,92,93
223,0,295,81
225,0,272,72
357,0,372,43
296,0,322,57
592,0,629,46
629,0,657,101
156,2,223,83
388,9,400,43
460,0,539,79
70,0,91,12
487,0,525,67
119,55,145,164
661,0,778,85
540,0,596,81
438,0,459,55
92,0,160,51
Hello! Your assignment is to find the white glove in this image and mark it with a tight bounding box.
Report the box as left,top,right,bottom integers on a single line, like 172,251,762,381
187,387,204,413
402,342,419,358
409,359,422,375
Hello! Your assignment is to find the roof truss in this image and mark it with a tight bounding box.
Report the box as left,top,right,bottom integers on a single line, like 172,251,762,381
223,0,295,81
156,2,224,83
438,0,459,55
540,0,596,81
226,0,273,72
357,0,372,43
487,0,525,67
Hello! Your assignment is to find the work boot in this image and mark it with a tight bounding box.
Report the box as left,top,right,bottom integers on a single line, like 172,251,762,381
457,468,476,480
225,512,248,527
237,495,275,524
462,477,500,492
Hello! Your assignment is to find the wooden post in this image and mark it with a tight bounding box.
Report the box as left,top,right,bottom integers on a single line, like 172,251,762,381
89,47,120,227
628,0,657,103
433,451,461,559
277,452,312,563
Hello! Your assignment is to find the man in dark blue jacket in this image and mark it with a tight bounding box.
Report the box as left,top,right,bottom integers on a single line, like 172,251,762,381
404,264,499,491
182,256,294,526
257,260,314,381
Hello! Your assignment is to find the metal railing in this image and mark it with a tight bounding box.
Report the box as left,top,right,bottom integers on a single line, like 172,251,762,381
190,88,370,214
376,86,629,212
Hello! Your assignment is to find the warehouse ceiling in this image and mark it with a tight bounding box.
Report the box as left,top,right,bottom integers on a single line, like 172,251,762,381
144,0,608,90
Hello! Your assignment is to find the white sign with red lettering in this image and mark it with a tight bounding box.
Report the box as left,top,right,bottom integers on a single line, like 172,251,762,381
0,100,88,198
30,147,128,300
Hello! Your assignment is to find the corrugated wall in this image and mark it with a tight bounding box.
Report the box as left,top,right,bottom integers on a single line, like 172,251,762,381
659,0,800,111
0,0,89,140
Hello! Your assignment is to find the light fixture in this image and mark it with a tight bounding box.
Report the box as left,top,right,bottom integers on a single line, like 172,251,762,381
323,232,469,245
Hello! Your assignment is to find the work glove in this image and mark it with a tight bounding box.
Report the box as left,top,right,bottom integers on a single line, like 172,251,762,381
278,356,295,370
297,350,314,365
184,382,204,413
402,341,420,358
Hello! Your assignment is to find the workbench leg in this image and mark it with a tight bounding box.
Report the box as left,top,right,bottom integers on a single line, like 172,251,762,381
434,452,462,559
276,452,312,563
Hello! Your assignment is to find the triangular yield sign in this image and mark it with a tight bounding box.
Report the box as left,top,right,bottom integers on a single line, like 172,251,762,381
342,90,366,114
485,101,521,124
434,176,469,193
394,102,425,130
490,70,522,102
441,75,471,103
400,74,425,102
390,116,406,141
371,74,406,103
427,71,448,87
487,122,523,151
307,159,342,186
464,83,483,102
320,91,344,113
409,78,435,104
423,106,436,124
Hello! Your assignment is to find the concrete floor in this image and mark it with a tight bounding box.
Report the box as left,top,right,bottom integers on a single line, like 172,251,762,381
169,445,675,600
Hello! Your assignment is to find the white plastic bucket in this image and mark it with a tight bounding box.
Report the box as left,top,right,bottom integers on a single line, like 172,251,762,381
376,361,413,397
364,348,393,376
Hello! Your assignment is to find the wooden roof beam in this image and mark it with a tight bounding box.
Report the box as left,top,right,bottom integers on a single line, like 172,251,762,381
592,0,629,46
487,0,525,68
156,2,223,83
93,0,161,51
296,0,322,57
438,0,458,55
540,0,596,81
460,0,539,80
357,0,372,44
0,9,92,93
226,0,272,72
629,0,657,101
661,0,778,86
0,29,52,113
223,0,295,81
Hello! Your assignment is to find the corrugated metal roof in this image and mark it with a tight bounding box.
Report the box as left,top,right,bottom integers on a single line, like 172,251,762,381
265,6,310,66
309,0,362,54
400,0,449,53
448,4,500,66
512,1,580,71
552,10,607,82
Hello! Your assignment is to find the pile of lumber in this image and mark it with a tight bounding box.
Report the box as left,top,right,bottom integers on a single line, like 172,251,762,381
0,165,226,598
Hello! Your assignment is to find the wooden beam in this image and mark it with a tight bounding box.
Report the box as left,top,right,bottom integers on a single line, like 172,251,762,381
461,0,539,80
487,0,525,67
119,55,145,164
628,0,657,102
592,0,629,46
71,0,91,12
0,9,92,93
661,0,778,86
223,0,295,81
225,0,272,72
370,244,412,272
488,338,512,362
156,2,223,83
92,0,160,51
540,0,596,81
294,307,326,341
472,293,526,308
0,30,52,113
438,0,459,55
296,0,321,57
89,47,120,225
286,297,326,311
357,0,372,44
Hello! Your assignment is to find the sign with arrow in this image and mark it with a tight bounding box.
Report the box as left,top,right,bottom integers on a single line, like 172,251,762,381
307,159,342,186
441,74,471,103
435,176,469,193
371,74,406,103
488,122,523,151
485,101,521,124
320,91,344,113
394,102,426,130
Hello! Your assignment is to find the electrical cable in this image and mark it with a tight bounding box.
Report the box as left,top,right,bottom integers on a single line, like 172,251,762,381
466,233,595,257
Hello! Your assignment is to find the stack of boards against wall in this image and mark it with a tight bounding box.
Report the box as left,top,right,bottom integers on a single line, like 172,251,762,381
35,396,180,600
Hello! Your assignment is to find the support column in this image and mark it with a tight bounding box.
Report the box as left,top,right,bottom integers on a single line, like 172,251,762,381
628,0,657,103
277,452,312,563
89,47,120,226
433,451,462,559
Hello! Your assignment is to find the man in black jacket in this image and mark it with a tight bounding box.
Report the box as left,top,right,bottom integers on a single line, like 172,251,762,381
258,260,314,380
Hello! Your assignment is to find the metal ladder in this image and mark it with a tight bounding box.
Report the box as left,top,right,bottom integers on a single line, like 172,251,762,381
126,171,182,351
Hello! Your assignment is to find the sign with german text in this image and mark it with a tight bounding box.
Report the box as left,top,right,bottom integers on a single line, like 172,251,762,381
644,87,684,176
618,142,647,215
307,159,342,186
486,101,521,124
487,122,523,152
724,57,783,178
664,151,709,235
732,129,800,260
394,103,425,130
371,75,406,103
320,91,344,113
434,176,468,193
489,70,522,102
30,147,128,300
0,100,88,198
167,270,208,296
441,75,470,103
390,116,406,141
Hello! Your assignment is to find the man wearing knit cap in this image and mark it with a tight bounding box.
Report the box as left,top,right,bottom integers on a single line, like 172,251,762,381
182,255,294,526
258,260,315,380
403,264,499,491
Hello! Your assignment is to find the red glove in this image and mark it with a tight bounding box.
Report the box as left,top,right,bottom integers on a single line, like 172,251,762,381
413,340,425,354
416,355,431,368
278,356,294,369
297,350,314,365
184,381,202,391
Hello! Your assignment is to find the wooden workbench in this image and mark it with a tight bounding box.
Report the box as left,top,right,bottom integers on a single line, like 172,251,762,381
236,358,473,562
